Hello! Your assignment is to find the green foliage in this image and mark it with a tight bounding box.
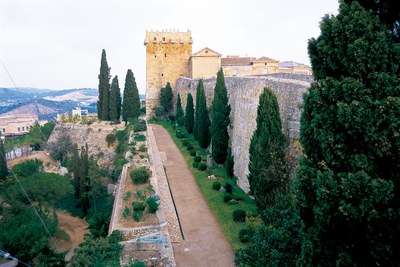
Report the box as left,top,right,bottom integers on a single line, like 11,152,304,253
130,262,146,267
69,231,122,266
134,119,147,132
194,79,211,149
135,133,146,142
223,182,233,194
19,122,55,150
97,49,111,120
233,209,246,222
189,149,196,156
198,163,207,171
122,69,141,122
0,207,57,263
106,133,117,147
176,93,185,125
0,139,8,180
130,167,150,184
4,172,73,209
159,82,174,114
192,162,199,168
223,194,232,203
212,180,222,191
123,206,130,218
109,75,121,122
296,2,400,265
88,213,110,238
248,87,287,211
194,155,202,162
146,196,159,213
238,228,255,243
49,131,73,163
235,195,301,266
226,144,234,178
12,158,42,177
185,93,194,134
186,144,193,150
210,68,231,164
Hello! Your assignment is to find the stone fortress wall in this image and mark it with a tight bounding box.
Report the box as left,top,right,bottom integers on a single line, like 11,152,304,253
176,73,312,192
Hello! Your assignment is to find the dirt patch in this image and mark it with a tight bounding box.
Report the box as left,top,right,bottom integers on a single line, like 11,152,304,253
54,211,89,261
7,151,58,170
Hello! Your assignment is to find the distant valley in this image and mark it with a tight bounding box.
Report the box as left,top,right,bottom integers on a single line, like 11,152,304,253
0,87,145,121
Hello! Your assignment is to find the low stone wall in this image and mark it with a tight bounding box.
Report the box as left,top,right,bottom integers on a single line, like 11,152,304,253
176,74,311,192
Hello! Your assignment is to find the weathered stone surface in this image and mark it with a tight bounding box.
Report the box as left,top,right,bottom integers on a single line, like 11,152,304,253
176,74,311,192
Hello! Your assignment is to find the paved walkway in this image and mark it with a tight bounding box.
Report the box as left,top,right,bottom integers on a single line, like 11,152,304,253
151,124,234,267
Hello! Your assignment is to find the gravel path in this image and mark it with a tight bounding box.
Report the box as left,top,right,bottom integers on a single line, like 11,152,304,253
151,124,234,267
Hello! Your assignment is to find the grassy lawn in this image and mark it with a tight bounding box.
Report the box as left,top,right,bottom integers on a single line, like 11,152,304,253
149,119,258,250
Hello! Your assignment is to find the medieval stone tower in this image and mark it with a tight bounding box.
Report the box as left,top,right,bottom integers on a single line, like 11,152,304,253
144,30,192,117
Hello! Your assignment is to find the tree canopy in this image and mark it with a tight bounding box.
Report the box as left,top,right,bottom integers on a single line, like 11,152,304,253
109,75,121,122
296,2,400,265
97,49,111,120
210,68,231,164
122,69,141,123
194,80,211,149
159,82,174,114
176,93,184,126
185,93,194,134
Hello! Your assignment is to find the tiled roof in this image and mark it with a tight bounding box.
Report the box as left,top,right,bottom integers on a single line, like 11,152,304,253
221,57,255,66
254,57,278,63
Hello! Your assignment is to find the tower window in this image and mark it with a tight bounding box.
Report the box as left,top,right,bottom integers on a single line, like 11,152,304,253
154,55,157,58
161,73,164,77
165,53,167,58
153,37,157,42
162,36,166,42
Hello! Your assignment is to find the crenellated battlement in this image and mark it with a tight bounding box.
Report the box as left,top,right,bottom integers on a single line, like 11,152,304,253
144,29,192,45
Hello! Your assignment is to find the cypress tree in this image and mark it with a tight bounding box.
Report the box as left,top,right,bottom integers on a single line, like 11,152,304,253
97,49,111,120
248,87,287,211
122,69,140,123
226,144,234,178
195,80,211,149
0,137,8,181
72,144,81,200
109,75,121,122
159,82,173,114
194,81,201,140
185,93,194,134
210,68,231,164
80,144,90,216
176,93,184,126
296,2,400,265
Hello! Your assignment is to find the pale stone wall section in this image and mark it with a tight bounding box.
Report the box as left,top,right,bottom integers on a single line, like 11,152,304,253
176,74,311,192
145,30,192,117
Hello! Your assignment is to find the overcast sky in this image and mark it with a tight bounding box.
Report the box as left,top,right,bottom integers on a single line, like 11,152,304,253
0,0,339,94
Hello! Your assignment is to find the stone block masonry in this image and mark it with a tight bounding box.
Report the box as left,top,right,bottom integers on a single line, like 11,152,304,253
176,74,311,192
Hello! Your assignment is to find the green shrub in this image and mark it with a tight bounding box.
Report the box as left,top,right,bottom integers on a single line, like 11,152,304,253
224,182,233,194
212,181,222,191
187,145,193,150
139,144,147,152
238,228,255,243
146,196,159,213
189,150,196,156
130,262,146,267
223,194,233,203
192,162,199,168
194,156,202,162
132,201,146,212
134,120,147,132
123,206,130,218
135,134,146,142
182,140,189,146
198,163,207,171
130,167,150,184
105,133,117,147
132,211,141,222
233,209,246,222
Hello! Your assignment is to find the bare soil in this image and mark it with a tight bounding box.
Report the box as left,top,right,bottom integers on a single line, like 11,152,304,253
7,151,58,170
54,211,89,261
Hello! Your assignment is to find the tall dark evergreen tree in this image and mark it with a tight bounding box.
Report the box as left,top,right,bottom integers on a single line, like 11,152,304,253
97,49,111,120
210,68,231,164
296,2,400,265
185,93,194,134
194,81,201,140
72,144,81,200
0,137,8,180
225,144,234,178
122,69,140,123
80,144,90,216
194,80,211,149
248,87,287,211
159,82,174,114
176,93,184,126
109,76,121,122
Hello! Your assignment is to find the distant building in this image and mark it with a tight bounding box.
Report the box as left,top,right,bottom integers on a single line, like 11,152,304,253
190,47,221,79
0,114,39,137
221,55,279,77
57,107,96,122
72,107,88,118
278,61,313,75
